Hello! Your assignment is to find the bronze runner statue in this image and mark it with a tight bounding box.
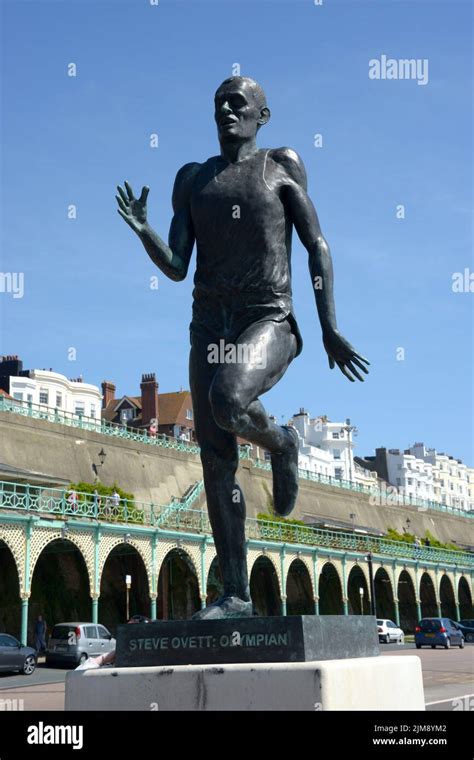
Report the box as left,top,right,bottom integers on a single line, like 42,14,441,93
116,76,369,619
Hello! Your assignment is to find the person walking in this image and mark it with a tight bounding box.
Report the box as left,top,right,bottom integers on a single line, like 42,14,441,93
34,614,47,654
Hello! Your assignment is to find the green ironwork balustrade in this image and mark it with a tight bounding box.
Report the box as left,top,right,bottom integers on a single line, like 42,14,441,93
1,394,472,519
1,479,473,568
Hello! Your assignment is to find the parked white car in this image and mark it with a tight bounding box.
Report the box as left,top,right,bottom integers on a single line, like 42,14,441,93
377,619,404,644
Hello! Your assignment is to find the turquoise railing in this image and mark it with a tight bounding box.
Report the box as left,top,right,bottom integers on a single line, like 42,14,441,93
0,395,200,454
253,459,473,519
1,394,472,519
157,480,205,525
0,479,473,567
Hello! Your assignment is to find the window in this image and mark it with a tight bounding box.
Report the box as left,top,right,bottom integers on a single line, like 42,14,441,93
39,389,48,404
84,626,98,639
0,634,18,647
334,468,343,479
332,432,340,439
90,404,96,419
120,408,134,422
98,626,111,640
74,401,85,416
51,625,76,640
13,392,23,401
56,392,62,408
186,409,193,420
27,394,33,403
333,449,341,460
396,477,401,486
407,478,413,486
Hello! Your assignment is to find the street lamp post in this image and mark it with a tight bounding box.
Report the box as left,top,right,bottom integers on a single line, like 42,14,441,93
359,586,364,615
340,417,358,482
125,574,132,621
366,552,377,617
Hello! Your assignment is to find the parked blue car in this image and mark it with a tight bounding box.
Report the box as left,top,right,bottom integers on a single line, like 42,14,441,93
415,618,465,649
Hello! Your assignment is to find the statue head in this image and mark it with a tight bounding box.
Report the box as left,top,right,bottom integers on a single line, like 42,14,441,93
214,76,270,143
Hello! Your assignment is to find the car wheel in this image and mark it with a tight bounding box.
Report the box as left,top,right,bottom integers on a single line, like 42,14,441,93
22,655,36,676
78,652,88,665
459,638,465,649
399,635,405,645
416,644,421,649
466,633,473,643
444,638,451,650
383,634,389,644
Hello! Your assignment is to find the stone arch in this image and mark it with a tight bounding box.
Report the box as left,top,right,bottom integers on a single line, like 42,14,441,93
0,537,22,637
282,552,314,593
419,571,438,617
204,547,218,592
29,529,93,593
318,561,344,615
29,537,92,640
397,569,417,632
286,558,314,615
250,554,281,616
98,535,151,592
347,564,370,615
248,550,282,589
394,565,417,591
439,574,456,619
99,539,152,629
157,547,200,620
345,560,370,591
0,525,25,592
206,555,223,605
156,540,203,597
374,567,396,620
458,576,473,619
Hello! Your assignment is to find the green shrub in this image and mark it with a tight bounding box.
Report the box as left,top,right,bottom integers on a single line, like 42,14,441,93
67,481,144,525
386,526,462,552
256,512,314,543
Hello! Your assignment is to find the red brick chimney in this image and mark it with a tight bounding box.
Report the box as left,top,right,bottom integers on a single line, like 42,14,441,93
101,381,116,410
140,373,159,428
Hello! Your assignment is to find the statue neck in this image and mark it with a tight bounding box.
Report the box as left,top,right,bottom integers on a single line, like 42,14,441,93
219,137,259,164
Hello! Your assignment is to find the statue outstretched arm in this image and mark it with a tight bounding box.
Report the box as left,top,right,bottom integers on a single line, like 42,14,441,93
116,162,200,282
276,148,370,382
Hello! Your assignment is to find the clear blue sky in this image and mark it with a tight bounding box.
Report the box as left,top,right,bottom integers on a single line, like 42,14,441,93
1,0,472,464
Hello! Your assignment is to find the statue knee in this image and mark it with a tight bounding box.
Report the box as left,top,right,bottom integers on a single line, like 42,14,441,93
209,386,244,433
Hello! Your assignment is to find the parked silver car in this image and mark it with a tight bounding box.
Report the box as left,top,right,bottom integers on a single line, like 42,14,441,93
45,623,115,667
0,633,36,675
377,619,405,644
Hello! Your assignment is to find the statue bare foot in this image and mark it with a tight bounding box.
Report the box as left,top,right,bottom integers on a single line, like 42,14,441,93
271,425,299,517
192,595,254,620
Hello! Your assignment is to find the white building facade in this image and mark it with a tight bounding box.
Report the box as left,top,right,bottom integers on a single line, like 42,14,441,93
409,443,474,512
290,409,377,486
385,449,435,502
9,370,102,420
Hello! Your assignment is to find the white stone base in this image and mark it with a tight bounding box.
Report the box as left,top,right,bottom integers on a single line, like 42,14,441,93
65,656,425,711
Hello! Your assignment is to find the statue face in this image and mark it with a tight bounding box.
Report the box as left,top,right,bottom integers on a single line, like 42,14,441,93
214,81,264,142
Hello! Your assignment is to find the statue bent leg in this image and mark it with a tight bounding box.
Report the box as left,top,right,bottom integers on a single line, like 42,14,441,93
190,318,298,620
